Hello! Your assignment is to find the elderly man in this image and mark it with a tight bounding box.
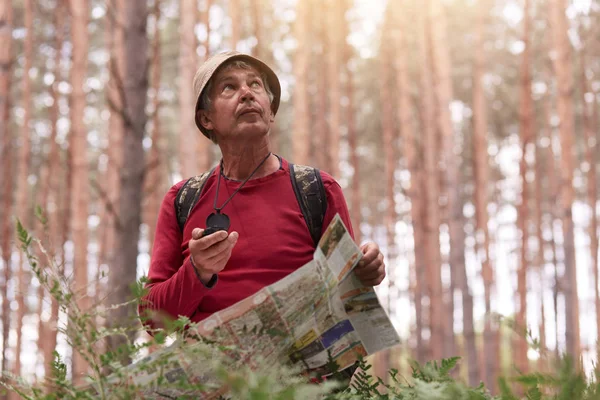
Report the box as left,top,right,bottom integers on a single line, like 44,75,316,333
140,51,385,378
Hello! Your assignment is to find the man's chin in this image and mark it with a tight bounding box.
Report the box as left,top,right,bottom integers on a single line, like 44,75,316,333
235,123,270,138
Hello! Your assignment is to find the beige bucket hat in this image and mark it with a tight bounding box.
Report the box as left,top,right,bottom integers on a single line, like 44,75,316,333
193,51,281,138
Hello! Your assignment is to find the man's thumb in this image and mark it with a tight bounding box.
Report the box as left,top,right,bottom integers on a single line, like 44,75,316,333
192,228,204,240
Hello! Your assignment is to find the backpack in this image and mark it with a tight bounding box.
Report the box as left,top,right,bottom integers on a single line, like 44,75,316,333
174,164,327,246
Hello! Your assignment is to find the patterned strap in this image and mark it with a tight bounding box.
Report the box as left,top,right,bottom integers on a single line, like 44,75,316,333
174,167,217,233
289,164,328,246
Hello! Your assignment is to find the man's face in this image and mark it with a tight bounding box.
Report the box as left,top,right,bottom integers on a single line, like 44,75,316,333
198,65,274,141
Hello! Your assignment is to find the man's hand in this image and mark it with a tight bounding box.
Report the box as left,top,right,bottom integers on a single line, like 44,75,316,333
189,228,239,285
354,242,385,286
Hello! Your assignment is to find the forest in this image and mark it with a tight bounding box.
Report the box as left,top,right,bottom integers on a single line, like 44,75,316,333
0,0,599,397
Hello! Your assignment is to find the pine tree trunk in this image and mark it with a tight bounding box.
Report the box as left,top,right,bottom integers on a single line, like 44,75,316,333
428,0,459,361
179,0,202,177
380,7,397,305
250,0,262,59
145,0,163,251
107,0,149,362
202,0,212,58
314,0,329,172
391,0,426,364
549,0,579,361
471,0,496,386
69,0,91,382
13,0,34,385
230,0,240,49
418,0,443,362
36,0,64,376
534,108,547,371
101,0,125,276
326,0,341,178
420,0,445,360
591,97,599,346
515,0,532,374
0,1,14,390
344,16,360,243
579,41,599,352
292,0,310,165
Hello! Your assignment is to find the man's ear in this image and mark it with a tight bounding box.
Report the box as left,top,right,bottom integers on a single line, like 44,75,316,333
197,109,213,131
269,109,275,123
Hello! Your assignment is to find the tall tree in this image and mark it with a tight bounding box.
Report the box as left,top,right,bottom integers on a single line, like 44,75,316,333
101,0,126,276
468,1,491,384
180,0,206,177
326,0,342,178
13,0,34,385
549,0,580,361
313,0,329,172
69,0,91,382
515,0,533,374
230,0,240,49
391,0,427,364
292,0,310,164
375,6,397,380
107,0,149,359
36,0,65,378
250,0,262,59
422,0,445,362
534,98,549,371
418,0,443,362
344,2,360,242
428,0,459,360
0,0,14,391
580,38,599,346
145,0,164,251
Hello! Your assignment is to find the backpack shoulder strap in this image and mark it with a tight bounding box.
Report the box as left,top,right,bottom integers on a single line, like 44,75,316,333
174,167,217,233
289,163,328,247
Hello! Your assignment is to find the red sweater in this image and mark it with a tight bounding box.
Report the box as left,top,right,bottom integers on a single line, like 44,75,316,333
140,157,354,328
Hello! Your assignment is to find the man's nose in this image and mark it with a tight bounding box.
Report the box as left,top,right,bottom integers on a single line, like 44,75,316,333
240,85,255,102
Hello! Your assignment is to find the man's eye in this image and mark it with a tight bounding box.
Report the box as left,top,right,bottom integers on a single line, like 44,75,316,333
223,84,234,91
251,81,261,88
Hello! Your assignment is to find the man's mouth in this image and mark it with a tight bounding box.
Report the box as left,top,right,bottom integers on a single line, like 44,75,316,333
239,108,260,116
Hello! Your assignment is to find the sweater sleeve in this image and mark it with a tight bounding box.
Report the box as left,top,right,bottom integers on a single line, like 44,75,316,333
138,182,214,332
320,173,355,241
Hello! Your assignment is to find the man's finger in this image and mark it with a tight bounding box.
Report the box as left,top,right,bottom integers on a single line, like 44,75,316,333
192,228,203,240
195,230,229,250
198,231,239,261
355,265,385,281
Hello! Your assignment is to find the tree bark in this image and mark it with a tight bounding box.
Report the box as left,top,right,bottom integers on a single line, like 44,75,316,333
549,0,580,361
515,0,532,374
292,0,310,165
326,0,342,178
230,0,240,50
107,0,149,362
145,0,164,251
314,0,329,172
36,0,65,378
13,0,34,385
428,0,460,361
469,0,492,385
180,0,199,177
419,0,445,360
69,0,91,383
380,8,397,307
250,0,262,59
579,38,599,353
344,8,360,243
101,0,125,278
0,1,14,390
418,0,443,362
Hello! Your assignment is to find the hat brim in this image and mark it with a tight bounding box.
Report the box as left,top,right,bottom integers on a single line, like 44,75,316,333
194,54,281,138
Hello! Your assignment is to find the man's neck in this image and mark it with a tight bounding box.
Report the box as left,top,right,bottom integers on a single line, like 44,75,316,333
218,140,278,181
